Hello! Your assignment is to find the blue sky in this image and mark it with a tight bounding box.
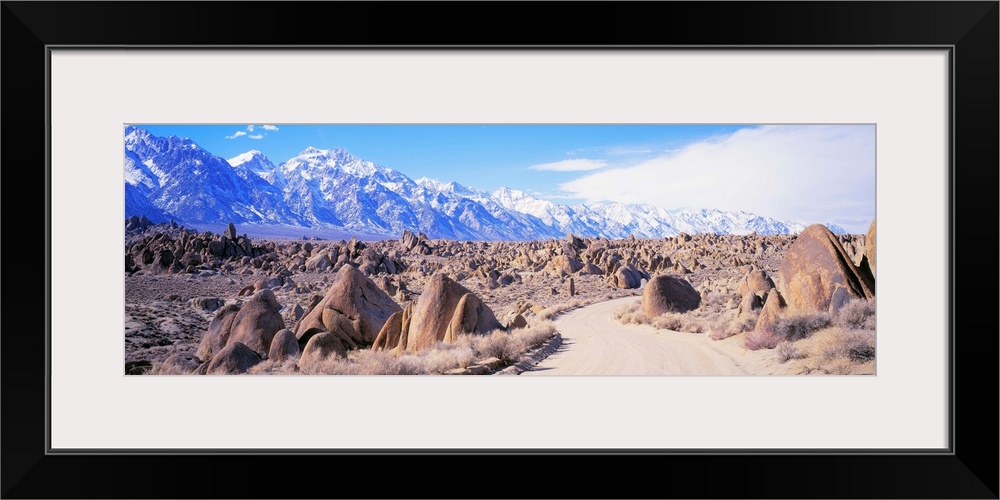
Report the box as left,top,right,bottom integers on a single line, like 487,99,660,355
131,124,876,233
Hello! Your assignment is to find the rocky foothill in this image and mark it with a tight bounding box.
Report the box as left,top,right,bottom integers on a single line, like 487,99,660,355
126,220,873,375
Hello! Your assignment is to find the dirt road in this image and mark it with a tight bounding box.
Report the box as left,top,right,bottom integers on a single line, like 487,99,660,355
523,297,748,375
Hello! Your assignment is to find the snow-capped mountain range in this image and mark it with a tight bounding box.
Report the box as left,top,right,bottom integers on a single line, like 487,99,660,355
124,126,845,240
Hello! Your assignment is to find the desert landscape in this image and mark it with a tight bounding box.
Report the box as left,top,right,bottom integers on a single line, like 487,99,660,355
125,218,876,376
123,124,876,375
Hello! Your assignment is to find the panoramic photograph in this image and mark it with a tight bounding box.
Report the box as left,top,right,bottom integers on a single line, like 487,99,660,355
124,124,876,376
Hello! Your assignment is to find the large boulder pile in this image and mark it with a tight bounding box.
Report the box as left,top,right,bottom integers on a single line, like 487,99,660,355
372,273,501,353
194,289,286,373
125,222,275,274
399,230,434,255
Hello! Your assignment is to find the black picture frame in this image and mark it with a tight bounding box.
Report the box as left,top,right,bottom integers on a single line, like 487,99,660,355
3,2,997,498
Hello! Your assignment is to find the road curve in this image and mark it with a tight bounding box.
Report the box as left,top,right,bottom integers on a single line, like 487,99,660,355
523,297,747,375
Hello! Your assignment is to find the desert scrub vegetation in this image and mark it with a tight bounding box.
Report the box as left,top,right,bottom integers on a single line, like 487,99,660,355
262,320,558,375
708,313,758,341
816,328,876,363
615,300,748,336
742,328,781,350
776,341,806,363
536,299,588,321
772,312,832,341
834,298,876,331
613,301,648,325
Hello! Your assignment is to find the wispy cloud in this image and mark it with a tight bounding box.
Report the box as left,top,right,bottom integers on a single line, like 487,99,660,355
557,125,875,232
529,158,607,172
225,131,247,139
606,147,652,156
261,125,279,131
248,134,264,140
246,125,255,132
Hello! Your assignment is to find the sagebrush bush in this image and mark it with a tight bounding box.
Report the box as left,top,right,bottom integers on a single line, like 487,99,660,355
247,357,299,374
773,312,832,341
613,302,650,325
474,331,525,364
709,314,756,341
537,299,586,321
819,329,876,362
651,314,684,331
732,315,758,334
708,325,732,341
776,341,806,363
298,349,427,375
422,344,477,374
834,298,876,331
743,328,780,350
511,321,556,348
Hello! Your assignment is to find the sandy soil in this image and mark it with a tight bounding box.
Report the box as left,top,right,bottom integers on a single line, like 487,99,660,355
526,297,751,375
525,296,872,376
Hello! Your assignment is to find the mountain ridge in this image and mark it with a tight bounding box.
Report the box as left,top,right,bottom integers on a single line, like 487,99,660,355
126,127,847,239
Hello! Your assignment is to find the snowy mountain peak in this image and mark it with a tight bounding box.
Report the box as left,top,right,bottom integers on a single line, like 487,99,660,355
228,150,270,168
283,147,386,178
417,177,479,197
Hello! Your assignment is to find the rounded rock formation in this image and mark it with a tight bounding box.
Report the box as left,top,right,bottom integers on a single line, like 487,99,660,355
227,289,285,358
195,304,240,362
776,224,874,312
641,274,701,317
268,329,301,362
443,293,502,343
404,274,476,352
206,342,262,375
298,332,350,370
293,265,401,345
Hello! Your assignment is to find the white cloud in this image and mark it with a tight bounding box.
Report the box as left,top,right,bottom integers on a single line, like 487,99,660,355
557,125,876,233
246,125,255,132
248,134,264,140
606,147,652,156
225,131,247,139
262,125,279,131
529,158,607,172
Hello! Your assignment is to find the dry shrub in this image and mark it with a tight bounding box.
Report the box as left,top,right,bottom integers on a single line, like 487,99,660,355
263,316,558,376
473,331,526,364
708,313,756,341
681,319,705,334
651,313,684,331
247,357,300,374
818,329,876,362
773,312,832,341
147,362,188,375
297,349,425,375
613,302,646,325
296,350,349,375
776,341,806,363
422,344,477,374
743,328,780,350
537,299,587,321
834,298,876,331
511,320,556,348
708,325,732,341
731,315,758,334
345,350,427,375
824,357,860,375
